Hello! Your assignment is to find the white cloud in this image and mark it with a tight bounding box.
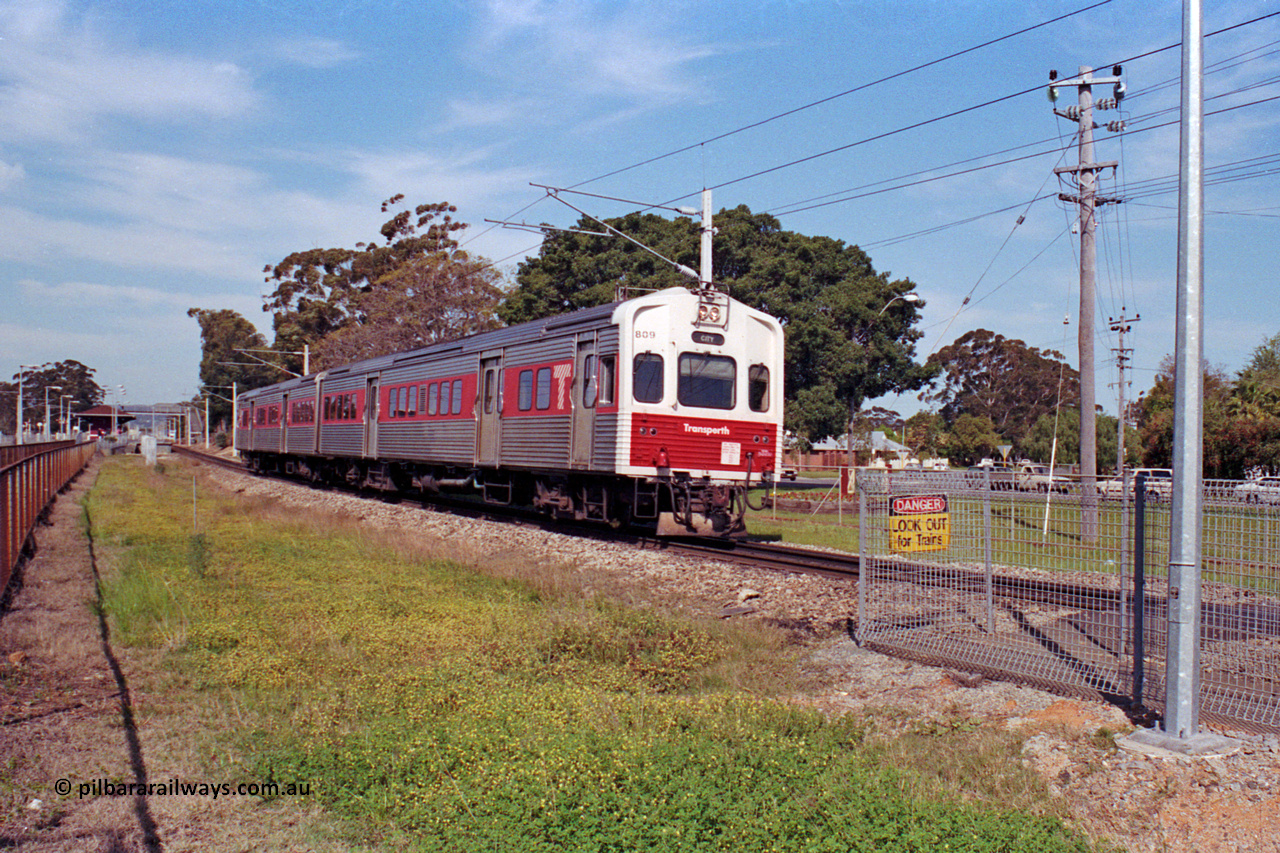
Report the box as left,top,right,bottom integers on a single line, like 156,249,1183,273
440,96,534,130
472,0,725,113
0,0,260,145
17,277,243,311
271,36,361,69
0,202,261,278
0,158,24,189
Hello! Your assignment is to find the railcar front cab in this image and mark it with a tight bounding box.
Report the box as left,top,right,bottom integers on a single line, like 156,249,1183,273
618,287,784,536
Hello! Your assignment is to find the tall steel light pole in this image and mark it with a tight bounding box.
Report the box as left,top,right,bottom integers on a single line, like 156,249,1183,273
1125,0,1236,757
60,394,75,437
15,364,38,445
42,385,62,439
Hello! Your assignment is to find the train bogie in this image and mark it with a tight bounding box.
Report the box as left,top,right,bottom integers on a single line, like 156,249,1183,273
235,287,784,536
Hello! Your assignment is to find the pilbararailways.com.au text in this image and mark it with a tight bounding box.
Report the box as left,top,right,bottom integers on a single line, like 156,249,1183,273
55,778,311,800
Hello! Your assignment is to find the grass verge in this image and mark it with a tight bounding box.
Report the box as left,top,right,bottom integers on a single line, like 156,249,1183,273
89,457,1104,852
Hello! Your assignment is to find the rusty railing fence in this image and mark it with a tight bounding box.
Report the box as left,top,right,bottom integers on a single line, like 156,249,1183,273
854,468,1280,735
1,440,97,595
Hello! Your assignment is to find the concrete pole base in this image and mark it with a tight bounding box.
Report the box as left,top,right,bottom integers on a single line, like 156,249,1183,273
1119,726,1242,758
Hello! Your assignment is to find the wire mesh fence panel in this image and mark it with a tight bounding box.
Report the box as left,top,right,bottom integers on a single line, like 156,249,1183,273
856,470,1135,703
1187,479,1280,730
852,470,1280,733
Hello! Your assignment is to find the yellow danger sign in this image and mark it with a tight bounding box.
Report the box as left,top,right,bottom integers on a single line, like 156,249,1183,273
889,494,950,552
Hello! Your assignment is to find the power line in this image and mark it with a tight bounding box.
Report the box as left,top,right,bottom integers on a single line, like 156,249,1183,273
565,0,1115,190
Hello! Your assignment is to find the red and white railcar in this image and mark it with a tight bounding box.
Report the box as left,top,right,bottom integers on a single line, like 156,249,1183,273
235,287,784,535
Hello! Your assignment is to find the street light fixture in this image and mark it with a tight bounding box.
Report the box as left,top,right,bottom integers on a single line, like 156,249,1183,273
878,292,921,316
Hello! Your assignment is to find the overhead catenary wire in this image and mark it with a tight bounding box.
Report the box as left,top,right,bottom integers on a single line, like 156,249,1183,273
651,10,1280,211
565,0,1116,191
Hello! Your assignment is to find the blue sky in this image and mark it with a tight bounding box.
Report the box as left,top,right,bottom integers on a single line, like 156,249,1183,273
2,0,1277,425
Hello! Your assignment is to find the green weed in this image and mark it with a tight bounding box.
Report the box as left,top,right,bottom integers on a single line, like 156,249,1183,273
88,456,1102,852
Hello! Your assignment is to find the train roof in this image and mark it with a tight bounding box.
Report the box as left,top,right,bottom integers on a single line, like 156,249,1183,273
237,287,777,402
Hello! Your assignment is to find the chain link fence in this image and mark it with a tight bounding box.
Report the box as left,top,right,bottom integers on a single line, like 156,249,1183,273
852,469,1280,734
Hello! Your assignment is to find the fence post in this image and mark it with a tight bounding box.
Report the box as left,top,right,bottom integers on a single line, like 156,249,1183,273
1133,472,1146,709
984,469,994,633
856,471,866,645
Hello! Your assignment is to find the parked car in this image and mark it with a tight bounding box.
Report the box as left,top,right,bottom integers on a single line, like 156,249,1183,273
964,463,1015,491
1014,462,1071,493
1099,468,1173,500
1234,477,1280,505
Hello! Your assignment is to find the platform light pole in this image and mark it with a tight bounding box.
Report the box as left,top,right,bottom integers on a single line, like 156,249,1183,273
60,394,75,438
15,364,38,445
42,385,62,439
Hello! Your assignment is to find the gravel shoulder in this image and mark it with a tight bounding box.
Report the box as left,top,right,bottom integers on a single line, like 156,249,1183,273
2,456,1277,852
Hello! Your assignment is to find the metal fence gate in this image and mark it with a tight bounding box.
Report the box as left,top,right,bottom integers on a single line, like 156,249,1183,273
854,469,1280,734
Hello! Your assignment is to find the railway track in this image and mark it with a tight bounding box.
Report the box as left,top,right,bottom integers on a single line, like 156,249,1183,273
170,445,1125,613
169,444,1280,733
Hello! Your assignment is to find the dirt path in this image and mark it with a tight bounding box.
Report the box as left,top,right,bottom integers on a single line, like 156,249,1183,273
0,460,347,852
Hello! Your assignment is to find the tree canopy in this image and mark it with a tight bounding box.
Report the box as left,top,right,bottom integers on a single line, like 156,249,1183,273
502,205,934,442
187,308,279,426
1022,408,1138,472
2,360,103,436
259,199,488,371
922,329,1079,451
1134,352,1276,478
314,250,504,368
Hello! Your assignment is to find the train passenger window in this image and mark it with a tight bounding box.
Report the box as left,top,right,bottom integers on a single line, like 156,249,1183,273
535,368,551,410
748,364,770,413
427,383,437,416
451,380,463,415
678,353,736,410
518,370,534,411
598,356,616,406
440,383,450,416
582,354,597,408
483,369,496,414
408,385,418,417
633,354,664,404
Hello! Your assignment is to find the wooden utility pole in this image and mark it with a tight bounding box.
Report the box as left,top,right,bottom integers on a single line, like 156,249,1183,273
1110,310,1139,478
1050,65,1124,543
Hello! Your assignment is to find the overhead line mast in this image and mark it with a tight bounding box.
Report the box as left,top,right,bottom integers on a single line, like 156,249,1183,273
1050,64,1126,544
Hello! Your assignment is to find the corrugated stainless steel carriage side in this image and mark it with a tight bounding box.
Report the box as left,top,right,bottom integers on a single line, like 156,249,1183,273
234,287,785,535
280,375,318,456
375,345,479,467
247,385,285,454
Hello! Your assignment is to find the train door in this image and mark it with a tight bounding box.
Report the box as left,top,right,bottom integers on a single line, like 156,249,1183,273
477,353,502,465
279,393,289,453
310,376,324,455
363,377,379,457
571,339,596,468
